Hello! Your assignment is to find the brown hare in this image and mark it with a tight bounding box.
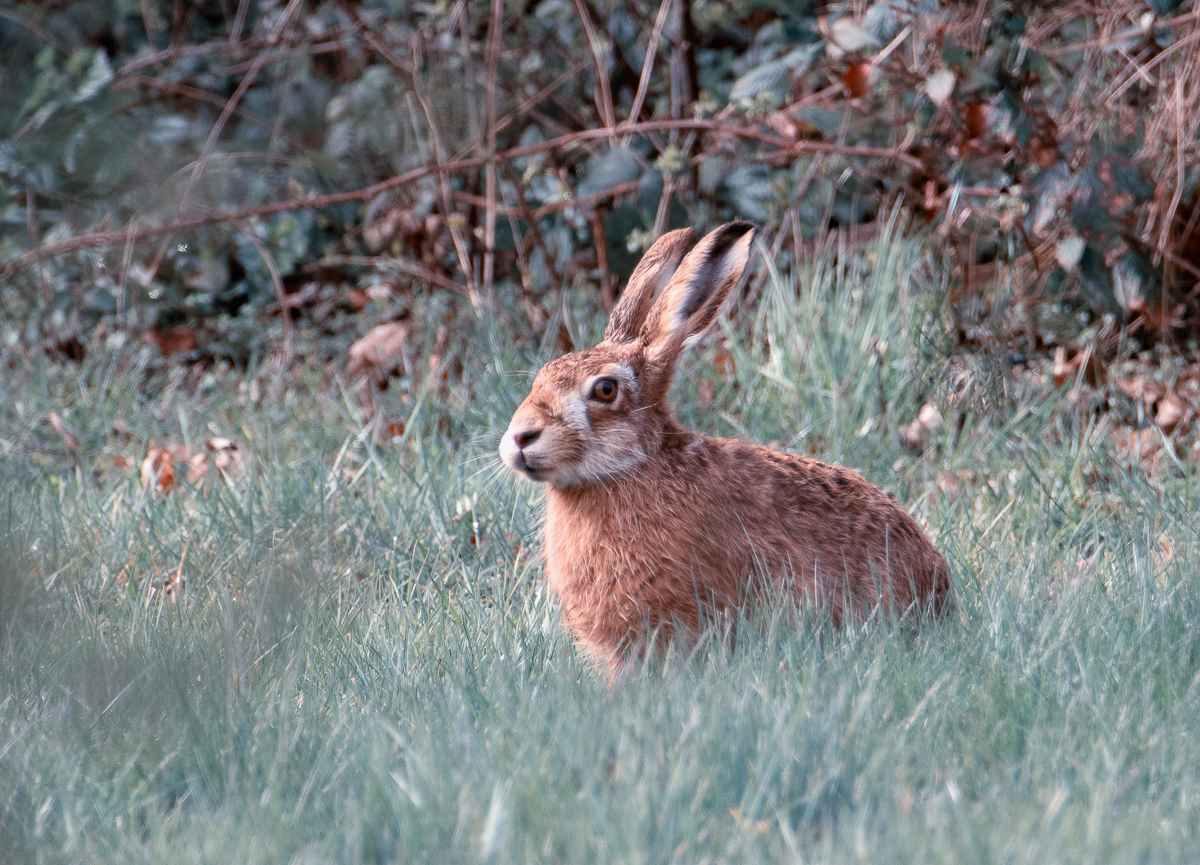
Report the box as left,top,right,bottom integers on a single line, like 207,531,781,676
500,221,950,671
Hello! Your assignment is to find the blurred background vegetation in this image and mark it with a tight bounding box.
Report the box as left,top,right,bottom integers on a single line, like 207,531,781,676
1,0,1198,379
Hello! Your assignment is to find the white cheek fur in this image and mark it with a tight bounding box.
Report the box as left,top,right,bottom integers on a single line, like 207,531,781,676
561,393,591,434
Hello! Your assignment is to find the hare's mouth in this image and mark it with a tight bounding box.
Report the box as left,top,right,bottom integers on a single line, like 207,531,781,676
507,449,551,482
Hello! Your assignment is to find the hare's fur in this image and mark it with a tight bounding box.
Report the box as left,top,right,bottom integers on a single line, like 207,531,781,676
501,222,950,668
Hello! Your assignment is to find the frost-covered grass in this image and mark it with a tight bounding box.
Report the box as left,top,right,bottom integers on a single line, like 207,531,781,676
3,230,1199,863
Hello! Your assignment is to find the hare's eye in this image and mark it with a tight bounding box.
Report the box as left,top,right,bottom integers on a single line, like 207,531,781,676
590,378,618,403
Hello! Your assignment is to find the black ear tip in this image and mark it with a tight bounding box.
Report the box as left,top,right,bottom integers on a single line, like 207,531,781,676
709,221,758,254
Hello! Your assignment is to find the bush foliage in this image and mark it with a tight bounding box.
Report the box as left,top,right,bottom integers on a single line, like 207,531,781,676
1,0,1198,363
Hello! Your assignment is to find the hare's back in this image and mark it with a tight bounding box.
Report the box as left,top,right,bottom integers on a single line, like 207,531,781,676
721,440,949,611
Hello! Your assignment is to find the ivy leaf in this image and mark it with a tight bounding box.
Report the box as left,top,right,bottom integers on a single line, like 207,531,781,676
729,44,821,105
578,146,640,197
73,50,113,103
1078,244,1121,315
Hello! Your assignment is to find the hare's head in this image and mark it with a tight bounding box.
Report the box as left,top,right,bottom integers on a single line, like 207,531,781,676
501,221,757,488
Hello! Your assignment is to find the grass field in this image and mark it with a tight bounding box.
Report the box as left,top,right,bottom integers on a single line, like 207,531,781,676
3,230,1199,863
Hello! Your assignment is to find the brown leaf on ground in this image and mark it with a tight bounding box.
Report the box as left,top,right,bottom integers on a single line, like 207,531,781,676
186,452,208,483
348,322,409,380
206,436,247,474
141,447,176,493
1108,425,1180,478
1158,532,1175,566
1114,376,1167,405
113,455,134,469
47,410,78,454
1053,347,1069,387
1155,394,1189,434
1052,346,1103,388
899,402,944,450
936,469,959,501
147,325,200,357
386,421,406,440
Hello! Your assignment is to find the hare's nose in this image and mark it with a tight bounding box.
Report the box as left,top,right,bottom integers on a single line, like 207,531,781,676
513,428,541,449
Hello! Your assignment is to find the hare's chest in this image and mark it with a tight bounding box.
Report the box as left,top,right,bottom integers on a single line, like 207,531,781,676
542,499,645,597
542,494,699,653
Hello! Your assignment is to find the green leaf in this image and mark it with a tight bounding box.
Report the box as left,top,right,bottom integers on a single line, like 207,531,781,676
1078,245,1121,315
729,44,821,105
73,50,112,103
577,147,640,198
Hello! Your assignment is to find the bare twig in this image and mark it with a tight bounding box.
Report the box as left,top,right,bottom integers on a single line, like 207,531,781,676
410,36,481,314
588,209,615,309
112,77,308,149
241,226,293,361
217,40,347,75
624,0,672,142
1040,9,1200,57
230,0,250,43
0,8,71,54
450,179,641,218
307,255,468,295
484,0,504,297
572,0,618,142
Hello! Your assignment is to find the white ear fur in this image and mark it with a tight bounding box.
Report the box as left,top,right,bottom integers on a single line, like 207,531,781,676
641,222,757,351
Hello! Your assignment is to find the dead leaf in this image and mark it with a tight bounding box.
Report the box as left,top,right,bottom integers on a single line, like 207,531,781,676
1052,347,1069,387
899,402,944,450
1158,532,1175,565
965,102,989,140
148,325,200,357
47,410,78,454
141,447,176,493
936,469,959,501
918,403,944,430
1053,346,1103,389
843,63,872,99
386,421,406,439
1155,394,1188,433
113,455,134,469
763,112,798,140
1115,376,1166,405
204,437,246,474
348,322,409,380
186,452,208,483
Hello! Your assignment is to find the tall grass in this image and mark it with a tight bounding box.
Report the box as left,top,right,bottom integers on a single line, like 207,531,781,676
2,228,1199,863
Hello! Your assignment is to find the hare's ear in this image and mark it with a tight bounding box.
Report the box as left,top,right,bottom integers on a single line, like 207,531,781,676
603,227,698,343
640,221,757,354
